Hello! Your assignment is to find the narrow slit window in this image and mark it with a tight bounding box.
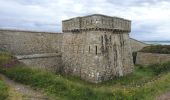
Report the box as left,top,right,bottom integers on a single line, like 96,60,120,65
110,35,112,42
95,46,97,55
89,46,90,53
101,35,103,43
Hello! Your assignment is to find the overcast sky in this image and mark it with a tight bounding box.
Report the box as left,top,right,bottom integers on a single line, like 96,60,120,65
0,0,170,41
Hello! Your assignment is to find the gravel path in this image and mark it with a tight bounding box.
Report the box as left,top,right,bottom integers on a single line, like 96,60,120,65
0,74,53,100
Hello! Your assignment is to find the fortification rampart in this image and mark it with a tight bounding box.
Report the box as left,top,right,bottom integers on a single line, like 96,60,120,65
130,38,149,52
0,14,147,83
16,53,62,72
0,29,62,55
136,52,170,66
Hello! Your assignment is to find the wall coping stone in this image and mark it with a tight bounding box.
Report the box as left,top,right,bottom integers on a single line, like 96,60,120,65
16,53,61,60
63,14,130,22
130,38,149,45
0,28,63,34
62,14,131,32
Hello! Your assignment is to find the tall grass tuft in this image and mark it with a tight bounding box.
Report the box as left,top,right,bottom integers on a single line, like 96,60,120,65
0,78,9,100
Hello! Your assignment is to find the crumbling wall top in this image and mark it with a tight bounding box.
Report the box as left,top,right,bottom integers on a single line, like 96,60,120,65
62,14,131,32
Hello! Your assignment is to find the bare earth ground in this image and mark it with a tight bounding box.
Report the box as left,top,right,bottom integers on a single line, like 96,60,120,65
0,74,53,100
156,92,170,100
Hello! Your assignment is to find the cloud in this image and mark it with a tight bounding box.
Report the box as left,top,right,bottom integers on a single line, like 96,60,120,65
0,0,170,40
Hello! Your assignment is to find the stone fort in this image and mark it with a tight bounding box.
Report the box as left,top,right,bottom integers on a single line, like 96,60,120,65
0,14,148,83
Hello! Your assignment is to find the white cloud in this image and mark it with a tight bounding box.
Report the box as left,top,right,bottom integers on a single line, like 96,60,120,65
0,0,170,40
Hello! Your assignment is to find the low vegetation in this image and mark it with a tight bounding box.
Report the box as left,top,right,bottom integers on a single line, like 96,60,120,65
1,52,170,100
140,45,170,54
0,52,9,100
148,62,170,75
0,77,8,100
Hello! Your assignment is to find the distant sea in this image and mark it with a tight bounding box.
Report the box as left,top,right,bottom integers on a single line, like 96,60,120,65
143,41,170,45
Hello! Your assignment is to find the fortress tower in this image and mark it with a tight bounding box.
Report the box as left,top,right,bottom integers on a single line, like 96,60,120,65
61,14,134,83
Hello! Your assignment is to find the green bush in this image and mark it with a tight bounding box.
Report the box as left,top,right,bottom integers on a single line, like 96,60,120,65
140,45,170,54
148,62,170,75
0,52,19,69
0,52,13,65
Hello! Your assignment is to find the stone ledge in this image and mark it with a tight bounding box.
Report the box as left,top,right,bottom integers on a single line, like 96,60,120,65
0,28,63,34
15,53,61,60
62,14,131,32
63,28,130,32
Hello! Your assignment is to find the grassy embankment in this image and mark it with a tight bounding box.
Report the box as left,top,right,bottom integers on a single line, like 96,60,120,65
0,53,9,100
1,52,170,100
0,77,8,100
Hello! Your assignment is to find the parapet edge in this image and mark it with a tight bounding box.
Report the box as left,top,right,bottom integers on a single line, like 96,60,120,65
0,28,63,34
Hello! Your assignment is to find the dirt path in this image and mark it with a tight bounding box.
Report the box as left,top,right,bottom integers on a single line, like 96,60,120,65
156,92,170,100
0,74,53,100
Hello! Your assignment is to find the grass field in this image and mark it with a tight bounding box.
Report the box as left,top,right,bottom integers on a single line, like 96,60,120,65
1,52,170,100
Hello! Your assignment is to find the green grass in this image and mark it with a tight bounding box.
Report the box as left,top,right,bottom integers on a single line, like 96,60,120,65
0,78,9,100
0,52,10,100
1,52,170,100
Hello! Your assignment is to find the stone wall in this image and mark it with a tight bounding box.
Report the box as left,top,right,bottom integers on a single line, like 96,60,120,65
0,29,63,72
136,52,170,66
130,38,149,52
16,53,62,73
62,14,133,83
0,29,62,55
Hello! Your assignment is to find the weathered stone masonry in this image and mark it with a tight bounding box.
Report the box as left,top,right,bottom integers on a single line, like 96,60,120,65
62,14,134,83
0,29,62,72
0,14,139,83
0,29,62,55
136,52,170,66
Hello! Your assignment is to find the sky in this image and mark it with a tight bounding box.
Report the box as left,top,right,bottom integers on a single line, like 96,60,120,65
0,0,170,41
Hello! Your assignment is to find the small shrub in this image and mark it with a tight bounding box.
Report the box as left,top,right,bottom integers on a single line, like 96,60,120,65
149,62,170,75
0,52,18,68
